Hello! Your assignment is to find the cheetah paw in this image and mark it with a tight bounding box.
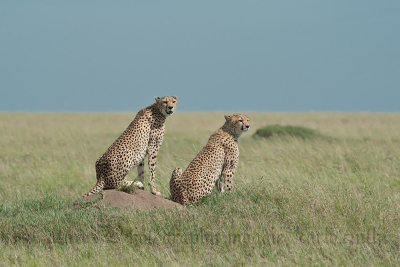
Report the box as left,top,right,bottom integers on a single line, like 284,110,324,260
151,191,162,196
133,181,144,189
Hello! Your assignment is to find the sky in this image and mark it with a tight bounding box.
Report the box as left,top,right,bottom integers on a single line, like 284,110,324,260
0,1,399,112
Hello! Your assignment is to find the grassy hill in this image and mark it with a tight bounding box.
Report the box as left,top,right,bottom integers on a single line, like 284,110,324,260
0,112,399,265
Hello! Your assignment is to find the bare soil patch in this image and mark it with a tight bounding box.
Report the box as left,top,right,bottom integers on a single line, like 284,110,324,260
75,189,182,211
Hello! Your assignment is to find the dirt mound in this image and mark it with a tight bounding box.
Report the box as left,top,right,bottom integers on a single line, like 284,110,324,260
76,189,182,211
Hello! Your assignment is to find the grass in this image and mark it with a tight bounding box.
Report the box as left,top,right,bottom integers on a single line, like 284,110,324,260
0,112,400,266
253,124,326,140
118,184,141,194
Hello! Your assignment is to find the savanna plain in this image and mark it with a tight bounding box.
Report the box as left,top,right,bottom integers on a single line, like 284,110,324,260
0,112,399,266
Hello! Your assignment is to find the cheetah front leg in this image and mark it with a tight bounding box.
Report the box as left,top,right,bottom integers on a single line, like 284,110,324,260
216,175,226,193
220,169,235,192
133,160,145,189
218,155,238,193
147,144,162,196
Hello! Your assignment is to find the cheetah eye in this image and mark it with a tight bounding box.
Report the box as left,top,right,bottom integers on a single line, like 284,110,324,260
163,101,168,104
172,100,176,103
239,119,243,122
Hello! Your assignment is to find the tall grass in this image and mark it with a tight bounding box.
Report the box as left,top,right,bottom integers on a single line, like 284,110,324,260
0,112,399,265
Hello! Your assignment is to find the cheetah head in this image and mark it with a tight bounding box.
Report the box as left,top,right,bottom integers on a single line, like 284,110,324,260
155,96,178,117
224,113,251,133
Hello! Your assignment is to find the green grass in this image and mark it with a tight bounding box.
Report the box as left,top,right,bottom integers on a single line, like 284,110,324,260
0,112,400,266
118,184,141,194
254,124,325,140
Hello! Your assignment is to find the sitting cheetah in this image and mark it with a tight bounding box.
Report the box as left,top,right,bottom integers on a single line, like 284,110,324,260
83,96,178,197
170,113,250,205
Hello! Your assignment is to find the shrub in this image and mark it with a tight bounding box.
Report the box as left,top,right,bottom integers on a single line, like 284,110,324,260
253,125,324,140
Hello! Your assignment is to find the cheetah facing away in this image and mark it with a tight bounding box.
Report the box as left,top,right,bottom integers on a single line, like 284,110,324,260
170,113,250,205
83,96,178,197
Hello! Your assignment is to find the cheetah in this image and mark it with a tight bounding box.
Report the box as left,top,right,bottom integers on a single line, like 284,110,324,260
170,113,250,205
83,96,178,197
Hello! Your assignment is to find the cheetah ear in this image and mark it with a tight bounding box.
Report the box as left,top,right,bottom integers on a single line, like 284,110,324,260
155,97,161,102
172,96,177,100
224,115,231,121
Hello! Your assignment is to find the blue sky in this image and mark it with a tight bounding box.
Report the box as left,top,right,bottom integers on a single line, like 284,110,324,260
1,1,399,111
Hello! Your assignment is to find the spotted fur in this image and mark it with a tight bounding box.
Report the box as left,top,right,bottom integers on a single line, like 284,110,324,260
83,96,178,197
170,113,250,205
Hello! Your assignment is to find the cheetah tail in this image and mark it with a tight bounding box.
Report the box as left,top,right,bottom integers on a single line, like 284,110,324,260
82,179,105,198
